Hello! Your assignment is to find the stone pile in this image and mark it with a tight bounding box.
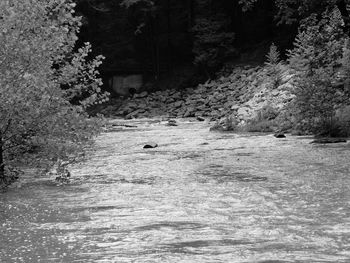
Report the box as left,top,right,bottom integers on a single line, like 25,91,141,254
113,65,295,123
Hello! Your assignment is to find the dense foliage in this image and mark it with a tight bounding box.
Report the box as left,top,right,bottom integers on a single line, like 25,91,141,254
288,7,350,135
192,14,236,77
265,43,284,88
72,0,350,82
0,0,108,185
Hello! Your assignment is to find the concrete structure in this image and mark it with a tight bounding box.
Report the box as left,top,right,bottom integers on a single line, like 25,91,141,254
109,74,143,96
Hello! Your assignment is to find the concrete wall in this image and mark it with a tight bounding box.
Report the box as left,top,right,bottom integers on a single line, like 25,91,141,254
109,74,143,96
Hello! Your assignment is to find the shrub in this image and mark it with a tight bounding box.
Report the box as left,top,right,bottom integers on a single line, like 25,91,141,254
245,120,275,133
333,105,350,137
274,102,298,132
224,116,237,131
244,106,279,132
209,116,237,132
256,105,279,121
209,122,225,132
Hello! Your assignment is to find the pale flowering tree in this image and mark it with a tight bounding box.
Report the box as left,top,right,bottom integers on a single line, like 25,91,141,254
0,0,108,185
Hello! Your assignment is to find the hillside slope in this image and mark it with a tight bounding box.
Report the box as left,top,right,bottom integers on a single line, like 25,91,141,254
104,65,295,124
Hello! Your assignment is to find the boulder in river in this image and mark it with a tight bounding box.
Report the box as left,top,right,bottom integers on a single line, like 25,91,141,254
274,133,286,138
143,143,158,149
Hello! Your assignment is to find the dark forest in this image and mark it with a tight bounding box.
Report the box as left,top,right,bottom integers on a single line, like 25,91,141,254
76,0,349,89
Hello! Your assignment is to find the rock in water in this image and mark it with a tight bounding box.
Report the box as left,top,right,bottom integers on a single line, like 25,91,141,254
143,143,158,149
167,120,178,126
311,138,347,144
274,133,286,138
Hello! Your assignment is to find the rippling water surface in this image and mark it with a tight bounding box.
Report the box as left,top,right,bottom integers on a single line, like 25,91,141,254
1,119,350,262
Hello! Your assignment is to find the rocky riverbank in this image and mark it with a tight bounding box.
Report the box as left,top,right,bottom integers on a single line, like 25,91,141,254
102,65,295,125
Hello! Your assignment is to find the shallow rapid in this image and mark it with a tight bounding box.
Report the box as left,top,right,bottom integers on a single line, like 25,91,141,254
1,119,350,262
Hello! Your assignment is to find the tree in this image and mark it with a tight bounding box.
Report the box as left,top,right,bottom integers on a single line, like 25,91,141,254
265,43,284,88
0,0,108,185
340,38,350,96
238,0,348,25
288,7,349,135
274,0,337,24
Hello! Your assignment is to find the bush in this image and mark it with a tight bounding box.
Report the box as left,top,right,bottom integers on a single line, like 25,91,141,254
274,102,298,132
224,116,237,131
244,106,279,132
256,105,279,121
209,116,237,132
325,105,350,137
245,120,275,133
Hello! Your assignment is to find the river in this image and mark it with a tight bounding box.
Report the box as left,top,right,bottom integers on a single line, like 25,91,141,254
1,119,350,262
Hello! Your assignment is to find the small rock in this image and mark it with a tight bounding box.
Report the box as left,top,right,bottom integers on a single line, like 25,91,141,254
231,105,240,111
271,90,280,97
196,116,205,122
138,91,148,98
274,133,286,138
174,101,183,108
143,143,158,149
184,110,194,118
310,138,347,144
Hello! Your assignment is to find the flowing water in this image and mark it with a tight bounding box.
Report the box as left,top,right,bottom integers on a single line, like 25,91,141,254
1,119,350,263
